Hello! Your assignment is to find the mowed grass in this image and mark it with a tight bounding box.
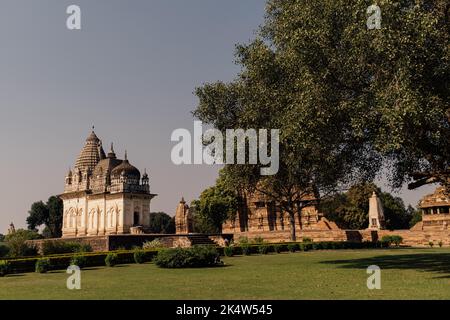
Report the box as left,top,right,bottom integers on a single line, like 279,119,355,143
1,248,449,300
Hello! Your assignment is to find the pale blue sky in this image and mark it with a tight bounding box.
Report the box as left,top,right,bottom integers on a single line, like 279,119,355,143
0,0,434,232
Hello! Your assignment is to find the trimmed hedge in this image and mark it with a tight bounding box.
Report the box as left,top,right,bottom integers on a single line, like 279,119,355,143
223,240,387,256
2,240,390,275
105,253,119,267
3,249,158,275
258,244,271,255
35,258,51,273
133,249,146,264
0,260,9,277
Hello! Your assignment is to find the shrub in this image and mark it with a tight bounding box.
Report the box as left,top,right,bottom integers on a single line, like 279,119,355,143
390,235,403,247
380,236,393,247
252,237,265,245
241,243,251,256
287,243,298,252
133,249,146,264
312,242,323,250
143,239,163,250
273,244,282,253
0,244,10,258
300,243,312,251
302,237,313,243
429,241,434,248
105,253,119,267
35,258,51,273
154,245,221,268
237,237,249,245
0,260,9,277
438,241,443,248
70,254,87,269
223,246,234,257
258,244,270,255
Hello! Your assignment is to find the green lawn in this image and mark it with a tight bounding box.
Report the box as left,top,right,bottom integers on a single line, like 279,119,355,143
1,248,449,300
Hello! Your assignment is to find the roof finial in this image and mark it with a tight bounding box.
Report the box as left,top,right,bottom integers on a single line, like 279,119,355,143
92,125,95,131
110,142,115,153
124,150,128,161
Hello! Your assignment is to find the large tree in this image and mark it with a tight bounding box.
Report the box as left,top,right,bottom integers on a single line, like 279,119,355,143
194,0,449,240
27,196,63,238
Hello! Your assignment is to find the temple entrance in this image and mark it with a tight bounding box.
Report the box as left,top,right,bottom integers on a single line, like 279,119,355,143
133,212,140,226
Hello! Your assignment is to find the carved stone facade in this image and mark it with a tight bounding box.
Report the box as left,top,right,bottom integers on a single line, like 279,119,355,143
416,186,450,231
60,130,156,238
222,191,339,236
175,198,193,234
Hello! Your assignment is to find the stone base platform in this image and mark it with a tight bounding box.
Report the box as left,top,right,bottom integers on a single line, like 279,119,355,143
233,229,450,247
29,233,234,254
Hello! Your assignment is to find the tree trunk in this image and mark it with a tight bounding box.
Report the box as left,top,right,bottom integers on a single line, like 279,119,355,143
289,213,296,242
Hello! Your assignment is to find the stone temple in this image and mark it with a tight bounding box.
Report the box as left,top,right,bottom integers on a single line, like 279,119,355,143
60,129,156,237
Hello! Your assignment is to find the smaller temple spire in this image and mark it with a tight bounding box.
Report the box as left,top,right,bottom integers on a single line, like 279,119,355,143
107,142,116,159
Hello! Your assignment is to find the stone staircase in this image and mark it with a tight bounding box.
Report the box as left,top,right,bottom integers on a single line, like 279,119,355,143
187,234,216,246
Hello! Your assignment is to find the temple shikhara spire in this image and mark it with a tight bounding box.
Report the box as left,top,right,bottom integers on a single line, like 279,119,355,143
61,129,156,237
367,192,385,230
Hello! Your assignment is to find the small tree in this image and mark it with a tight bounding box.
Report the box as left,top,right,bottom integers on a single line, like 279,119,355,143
27,196,63,238
5,229,41,257
148,212,175,234
192,172,238,234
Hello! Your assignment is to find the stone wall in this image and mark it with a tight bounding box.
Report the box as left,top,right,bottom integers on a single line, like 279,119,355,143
360,229,450,247
29,234,235,253
30,236,110,254
231,228,450,247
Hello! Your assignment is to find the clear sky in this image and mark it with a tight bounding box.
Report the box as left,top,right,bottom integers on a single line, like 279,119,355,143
0,0,435,232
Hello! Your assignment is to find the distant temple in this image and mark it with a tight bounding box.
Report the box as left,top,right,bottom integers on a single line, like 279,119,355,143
60,129,156,237
367,192,385,230
174,197,193,234
416,186,450,231
222,190,339,235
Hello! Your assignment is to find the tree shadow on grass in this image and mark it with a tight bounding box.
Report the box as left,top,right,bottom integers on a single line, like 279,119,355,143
321,253,450,279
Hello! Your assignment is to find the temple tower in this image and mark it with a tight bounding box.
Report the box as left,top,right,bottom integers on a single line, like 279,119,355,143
367,192,385,230
175,197,193,234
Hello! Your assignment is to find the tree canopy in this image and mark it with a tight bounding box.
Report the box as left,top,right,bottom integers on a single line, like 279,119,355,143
148,212,175,234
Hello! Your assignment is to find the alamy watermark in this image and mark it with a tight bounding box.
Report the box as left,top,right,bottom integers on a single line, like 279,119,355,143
171,121,279,175
366,265,381,290
367,4,382,30
66,5,81,30
66,265,81,290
